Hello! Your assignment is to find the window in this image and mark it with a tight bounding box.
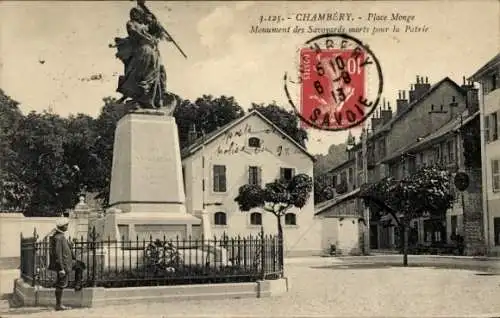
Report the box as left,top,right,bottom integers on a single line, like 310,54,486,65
418,153,425,166
434,146,441,163
348,168,354,186
249,166,262,186
340,171,347,184
494,218,500,246
486,112,499,142
492,160,500,192
356,171,363,189
248,137,261,148
213,165,227,192
490,73,498,93
250,212,262,225
442,143,449,164
357,151,363,169
447,140,455,163
214,212,227,226
408,157,416,174
485,115,490,142
280,168,295,181
378,138,386,159
332,174,337,187
451,215,457,237
285,213,297,226
490,112,498,141
482,74,498,94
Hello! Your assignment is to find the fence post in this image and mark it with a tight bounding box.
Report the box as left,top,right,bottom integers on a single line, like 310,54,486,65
31,228,38,287
90,226,97,287
260,227,265,280
20,233,23,281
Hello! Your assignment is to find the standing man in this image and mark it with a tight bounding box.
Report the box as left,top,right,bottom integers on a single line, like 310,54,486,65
48,218,85,311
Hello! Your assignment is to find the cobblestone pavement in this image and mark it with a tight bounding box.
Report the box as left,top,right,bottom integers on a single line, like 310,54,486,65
3,257,500,318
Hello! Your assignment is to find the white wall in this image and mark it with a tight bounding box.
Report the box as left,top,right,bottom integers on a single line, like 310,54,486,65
484,86,500,251
0,214,57,258
182,113,321,255
319,216,360,255
321,217,339,253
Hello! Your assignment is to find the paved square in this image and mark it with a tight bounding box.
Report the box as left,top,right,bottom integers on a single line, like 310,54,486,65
5,257,500,317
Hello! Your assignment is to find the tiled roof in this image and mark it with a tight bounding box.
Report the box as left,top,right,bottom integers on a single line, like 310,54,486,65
325,157,355,174
469,53,500,80
180,110,316,161
314,188,360,216
316,77,465,175
380,109,479,163
369,77,465,138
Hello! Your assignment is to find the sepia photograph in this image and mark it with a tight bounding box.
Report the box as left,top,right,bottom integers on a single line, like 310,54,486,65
0,0,499,317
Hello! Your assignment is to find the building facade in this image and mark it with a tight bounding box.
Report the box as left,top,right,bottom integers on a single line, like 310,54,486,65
471,53,500,255
314,153,365,255
181,110,322,257
316,75,482,253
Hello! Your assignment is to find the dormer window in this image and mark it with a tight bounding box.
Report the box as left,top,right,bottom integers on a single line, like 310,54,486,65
248,137,261,148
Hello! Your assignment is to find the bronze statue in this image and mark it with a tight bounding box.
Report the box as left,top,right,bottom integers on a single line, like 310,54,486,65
112,1,186,112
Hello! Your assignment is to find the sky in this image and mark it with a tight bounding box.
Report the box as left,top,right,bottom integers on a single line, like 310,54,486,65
0,0,498,155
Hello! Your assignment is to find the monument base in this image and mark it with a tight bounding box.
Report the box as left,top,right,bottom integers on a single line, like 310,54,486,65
101,209,201,242
102,111,201,242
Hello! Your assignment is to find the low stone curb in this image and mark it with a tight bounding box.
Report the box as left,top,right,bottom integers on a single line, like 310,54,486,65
13,277,289,308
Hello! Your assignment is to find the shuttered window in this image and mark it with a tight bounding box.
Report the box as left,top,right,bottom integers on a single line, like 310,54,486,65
492,160,500,192
249,166,262,186
250,212,262,225
213,165,227,192
280,168,295,181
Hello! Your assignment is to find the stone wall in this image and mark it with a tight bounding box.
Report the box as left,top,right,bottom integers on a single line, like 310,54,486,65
462,168,486,255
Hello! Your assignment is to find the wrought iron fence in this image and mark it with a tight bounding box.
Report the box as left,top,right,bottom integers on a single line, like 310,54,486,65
20,227,283,289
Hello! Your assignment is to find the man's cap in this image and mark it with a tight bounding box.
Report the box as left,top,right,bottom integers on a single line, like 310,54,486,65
56,218,69,228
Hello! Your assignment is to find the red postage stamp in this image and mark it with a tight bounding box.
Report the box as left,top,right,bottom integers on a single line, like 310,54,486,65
284,33,383,131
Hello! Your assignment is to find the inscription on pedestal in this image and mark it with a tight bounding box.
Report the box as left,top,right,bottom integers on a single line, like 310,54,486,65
135,224,186,241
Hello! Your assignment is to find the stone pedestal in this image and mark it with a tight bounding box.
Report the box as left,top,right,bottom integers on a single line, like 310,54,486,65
105,111,200,242
69,196,91,240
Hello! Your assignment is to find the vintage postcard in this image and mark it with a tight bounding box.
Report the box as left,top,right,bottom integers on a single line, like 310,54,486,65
0,0,499,317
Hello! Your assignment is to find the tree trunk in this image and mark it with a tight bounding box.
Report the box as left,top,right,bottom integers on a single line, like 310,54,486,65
276,215,284,267
402,225,409,267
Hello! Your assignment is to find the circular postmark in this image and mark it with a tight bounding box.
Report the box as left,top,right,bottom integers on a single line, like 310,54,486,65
284,33,383,131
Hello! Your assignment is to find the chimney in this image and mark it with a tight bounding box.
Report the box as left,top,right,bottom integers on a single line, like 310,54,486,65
409,75,431,102
461,75,479,113
396,90,409,114
380,101,393,123
187,124,198,145
408,76,431,103
371,109,382,129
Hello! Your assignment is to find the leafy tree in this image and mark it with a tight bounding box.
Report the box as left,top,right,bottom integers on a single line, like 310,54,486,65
174,95,245,149
314,177,334,204
234,174,313,263
360,165,454,266
64,113,101,195
313,143,348,175
249,102,308,147
92,97,136,205
12,111,81,216
0,89,27,211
